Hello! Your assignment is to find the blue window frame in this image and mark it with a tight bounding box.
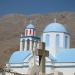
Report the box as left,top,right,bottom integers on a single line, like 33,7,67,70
65,36,68,48
22,39,25,50
27,39,30,50
45,34,50,47
56,34,60,48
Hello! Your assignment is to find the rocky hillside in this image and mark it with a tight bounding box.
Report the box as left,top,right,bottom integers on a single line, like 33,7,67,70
0,12,75,67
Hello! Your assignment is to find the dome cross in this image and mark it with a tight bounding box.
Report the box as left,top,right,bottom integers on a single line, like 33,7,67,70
30,20,33,24
54,18,57,23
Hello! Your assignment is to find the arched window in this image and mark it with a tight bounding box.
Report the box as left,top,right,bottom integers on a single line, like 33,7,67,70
22,39,25,50
32,40,34,50
65,36,68,48
45,34,50,47
56,34,60,48
27,39,30,50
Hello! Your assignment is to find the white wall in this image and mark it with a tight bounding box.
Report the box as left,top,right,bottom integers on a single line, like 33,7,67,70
42,32,70,57
6,67,29,75
52,62,75,75
55,68,75,75
6,63,29,74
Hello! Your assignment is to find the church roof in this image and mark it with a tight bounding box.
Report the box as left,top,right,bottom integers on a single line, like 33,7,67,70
43,22,69,34
55,48,75,62
9,51,32,64
8,48,75,64
26,23,35,29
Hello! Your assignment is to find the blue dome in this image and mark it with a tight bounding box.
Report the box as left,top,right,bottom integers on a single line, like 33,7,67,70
9,51,32,64
26,23,35,29
43,23,68,33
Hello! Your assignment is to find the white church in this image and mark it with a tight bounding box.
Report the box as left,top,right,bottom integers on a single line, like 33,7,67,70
5,20,75,75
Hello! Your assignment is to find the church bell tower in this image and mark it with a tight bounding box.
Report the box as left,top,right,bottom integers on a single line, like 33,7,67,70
20,22,40,51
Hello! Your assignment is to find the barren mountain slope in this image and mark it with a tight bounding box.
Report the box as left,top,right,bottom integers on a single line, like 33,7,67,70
0,12,75,66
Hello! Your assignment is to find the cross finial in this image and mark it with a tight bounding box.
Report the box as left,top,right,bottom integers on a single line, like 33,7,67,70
54,18,56,23
30,20,32,24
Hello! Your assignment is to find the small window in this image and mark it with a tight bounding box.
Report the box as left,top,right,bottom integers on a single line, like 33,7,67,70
32,40,34,50
26,30,28,36
65,36,68,48
21,39,25,50
56,34,60,48
27,39,30,50
45,34,50,47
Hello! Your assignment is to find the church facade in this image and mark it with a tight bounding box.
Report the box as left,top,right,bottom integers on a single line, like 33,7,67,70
5,20,75,75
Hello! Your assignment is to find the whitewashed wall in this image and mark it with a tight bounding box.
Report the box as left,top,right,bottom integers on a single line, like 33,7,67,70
42,32,70,57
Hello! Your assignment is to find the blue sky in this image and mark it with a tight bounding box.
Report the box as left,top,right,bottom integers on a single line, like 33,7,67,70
0,0,75,16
